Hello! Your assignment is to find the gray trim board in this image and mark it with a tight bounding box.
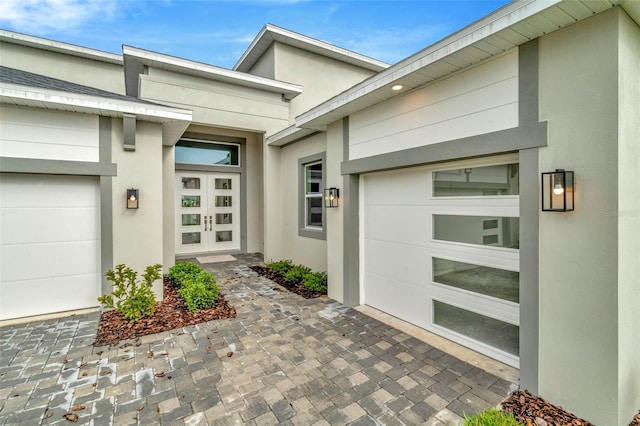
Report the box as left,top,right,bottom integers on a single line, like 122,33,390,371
342,116,360,306
0,157,117,176
517,39,540,394
123,114,136,151
341,122,547,175
298,152,327,240
99,117,114,295
519,40,539,126
175,163,241,174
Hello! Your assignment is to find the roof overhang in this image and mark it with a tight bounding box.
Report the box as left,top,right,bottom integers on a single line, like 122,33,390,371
0,82,192,145
122,45,303,100
0,29,123,65
265,124,317,146
234,24,390,73
293,0,639,132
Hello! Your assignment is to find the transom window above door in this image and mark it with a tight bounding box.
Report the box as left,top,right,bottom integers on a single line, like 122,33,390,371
175,139,240,166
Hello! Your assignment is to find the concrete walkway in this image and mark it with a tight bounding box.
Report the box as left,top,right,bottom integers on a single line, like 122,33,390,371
0,254,517,425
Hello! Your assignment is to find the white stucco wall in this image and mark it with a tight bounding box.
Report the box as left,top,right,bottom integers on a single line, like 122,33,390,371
348,50,518,160
538,9,633,425
272,133,327,272
0,42,124,94
139,69,289,135
111,120,165,299
617,9,640,423
273,43,378,124
247,44,275,80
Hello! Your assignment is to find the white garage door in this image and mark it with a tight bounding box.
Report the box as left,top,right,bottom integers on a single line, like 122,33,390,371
0,174,101,320
362,155,520,367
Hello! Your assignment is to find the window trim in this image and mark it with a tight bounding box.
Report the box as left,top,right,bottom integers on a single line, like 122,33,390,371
298,152,326,240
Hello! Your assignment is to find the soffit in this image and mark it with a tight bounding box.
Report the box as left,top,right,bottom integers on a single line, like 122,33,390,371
122,45,303,100
0,29,123,65
234,24,389,73
295,0,635,131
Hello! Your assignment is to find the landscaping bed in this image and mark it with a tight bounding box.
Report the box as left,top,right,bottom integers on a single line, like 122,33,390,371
93,278,236,347
500,389,594,426
249,265,326,299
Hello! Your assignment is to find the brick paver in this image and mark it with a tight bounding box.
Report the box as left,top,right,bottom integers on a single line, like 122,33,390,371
0,253,515,425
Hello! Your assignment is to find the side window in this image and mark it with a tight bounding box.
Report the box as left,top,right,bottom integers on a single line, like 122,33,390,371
298,153,326,239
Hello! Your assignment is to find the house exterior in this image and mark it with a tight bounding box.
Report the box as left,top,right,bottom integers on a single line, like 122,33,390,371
0,0,638,424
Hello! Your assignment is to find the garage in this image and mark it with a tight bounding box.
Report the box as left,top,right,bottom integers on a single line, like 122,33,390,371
0,174,101,320
361,155,520,367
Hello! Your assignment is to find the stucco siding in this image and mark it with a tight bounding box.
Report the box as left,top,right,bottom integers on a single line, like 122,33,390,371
111,120,165,299
538,9,620,425
248,44,275,80
139,70,289,135
617,9,640,423
0,106,99,162
273,43,377,123
349,50,518,160
0,42,124,95
275,133,327,272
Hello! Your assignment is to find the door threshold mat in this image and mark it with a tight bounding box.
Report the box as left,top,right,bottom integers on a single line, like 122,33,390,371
196,255,237,264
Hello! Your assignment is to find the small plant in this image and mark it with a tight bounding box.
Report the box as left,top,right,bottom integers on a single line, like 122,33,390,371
178,270,220,312
284,264,312,284
463,408,523,426
302,271,328,293
98,263,162,322
265,259,294,276
168,262,203,285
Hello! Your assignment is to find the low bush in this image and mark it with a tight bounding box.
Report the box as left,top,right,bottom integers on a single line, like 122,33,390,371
302,271,328,293
168,262,203,285
463,408,523,426
178,270,220,312
284,264,311,284
265,259,294,276
168,262,220,312
98,264,162,322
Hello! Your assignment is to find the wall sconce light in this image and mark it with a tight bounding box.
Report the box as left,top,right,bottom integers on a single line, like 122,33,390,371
541,169,574,212
324,187,339,208
126,188,139,209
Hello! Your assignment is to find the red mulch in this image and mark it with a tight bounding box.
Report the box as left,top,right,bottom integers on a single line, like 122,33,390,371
93,279,236,347
501,390,593,426
249,265,326,299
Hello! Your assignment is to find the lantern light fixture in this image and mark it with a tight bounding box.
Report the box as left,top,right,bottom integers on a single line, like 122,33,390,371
324,187,339,208
541,169,574,212
126,188,139,209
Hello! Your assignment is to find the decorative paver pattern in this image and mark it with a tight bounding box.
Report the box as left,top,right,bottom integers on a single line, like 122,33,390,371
0,254,515,425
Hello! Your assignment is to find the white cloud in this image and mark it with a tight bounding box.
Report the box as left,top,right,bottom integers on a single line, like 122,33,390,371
0,0,118,34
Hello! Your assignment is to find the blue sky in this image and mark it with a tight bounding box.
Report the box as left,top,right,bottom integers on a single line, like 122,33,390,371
1,0,511,69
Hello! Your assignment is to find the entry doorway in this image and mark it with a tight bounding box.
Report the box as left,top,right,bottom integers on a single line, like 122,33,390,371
175,172,240,255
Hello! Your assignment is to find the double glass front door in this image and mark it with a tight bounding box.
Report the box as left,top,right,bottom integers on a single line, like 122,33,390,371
176,172,240,254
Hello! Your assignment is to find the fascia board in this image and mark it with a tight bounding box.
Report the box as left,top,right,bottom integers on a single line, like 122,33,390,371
0,29,122,65
295,0,568,129
0,82,192,123
266,125,316,146
234,24,389,73
122,45,303,100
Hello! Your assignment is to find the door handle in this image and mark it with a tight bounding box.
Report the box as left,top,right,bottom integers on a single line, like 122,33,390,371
209,216,213,230
204,215,208,231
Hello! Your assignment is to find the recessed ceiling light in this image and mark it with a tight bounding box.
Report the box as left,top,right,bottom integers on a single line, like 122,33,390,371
391,84,403,91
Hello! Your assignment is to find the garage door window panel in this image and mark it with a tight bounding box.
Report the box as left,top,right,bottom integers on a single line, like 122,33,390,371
433,215,519,249
433,163,519,197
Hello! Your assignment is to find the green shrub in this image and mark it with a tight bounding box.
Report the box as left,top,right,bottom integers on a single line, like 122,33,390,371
284,264,312,284
98,264,162,322
265,259,294,276
303,271,328,293
168,262,203,285
463,408,523,426
178,270,220,312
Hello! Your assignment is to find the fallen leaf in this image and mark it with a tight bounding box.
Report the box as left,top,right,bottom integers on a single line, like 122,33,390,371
79,363,87,369
43,410,53,419
71,405,85,411
63,412,79,422
154,372,165,378
148,351,154,358
137,406,144,411
226,351,233,358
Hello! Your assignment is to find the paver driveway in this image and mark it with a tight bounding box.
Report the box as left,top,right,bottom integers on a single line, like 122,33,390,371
0,254,516,425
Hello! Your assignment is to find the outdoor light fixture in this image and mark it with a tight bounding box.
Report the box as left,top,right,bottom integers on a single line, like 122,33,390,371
324,187,339,208
541,169,574,212
391,84,403,91
126,188,139,209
